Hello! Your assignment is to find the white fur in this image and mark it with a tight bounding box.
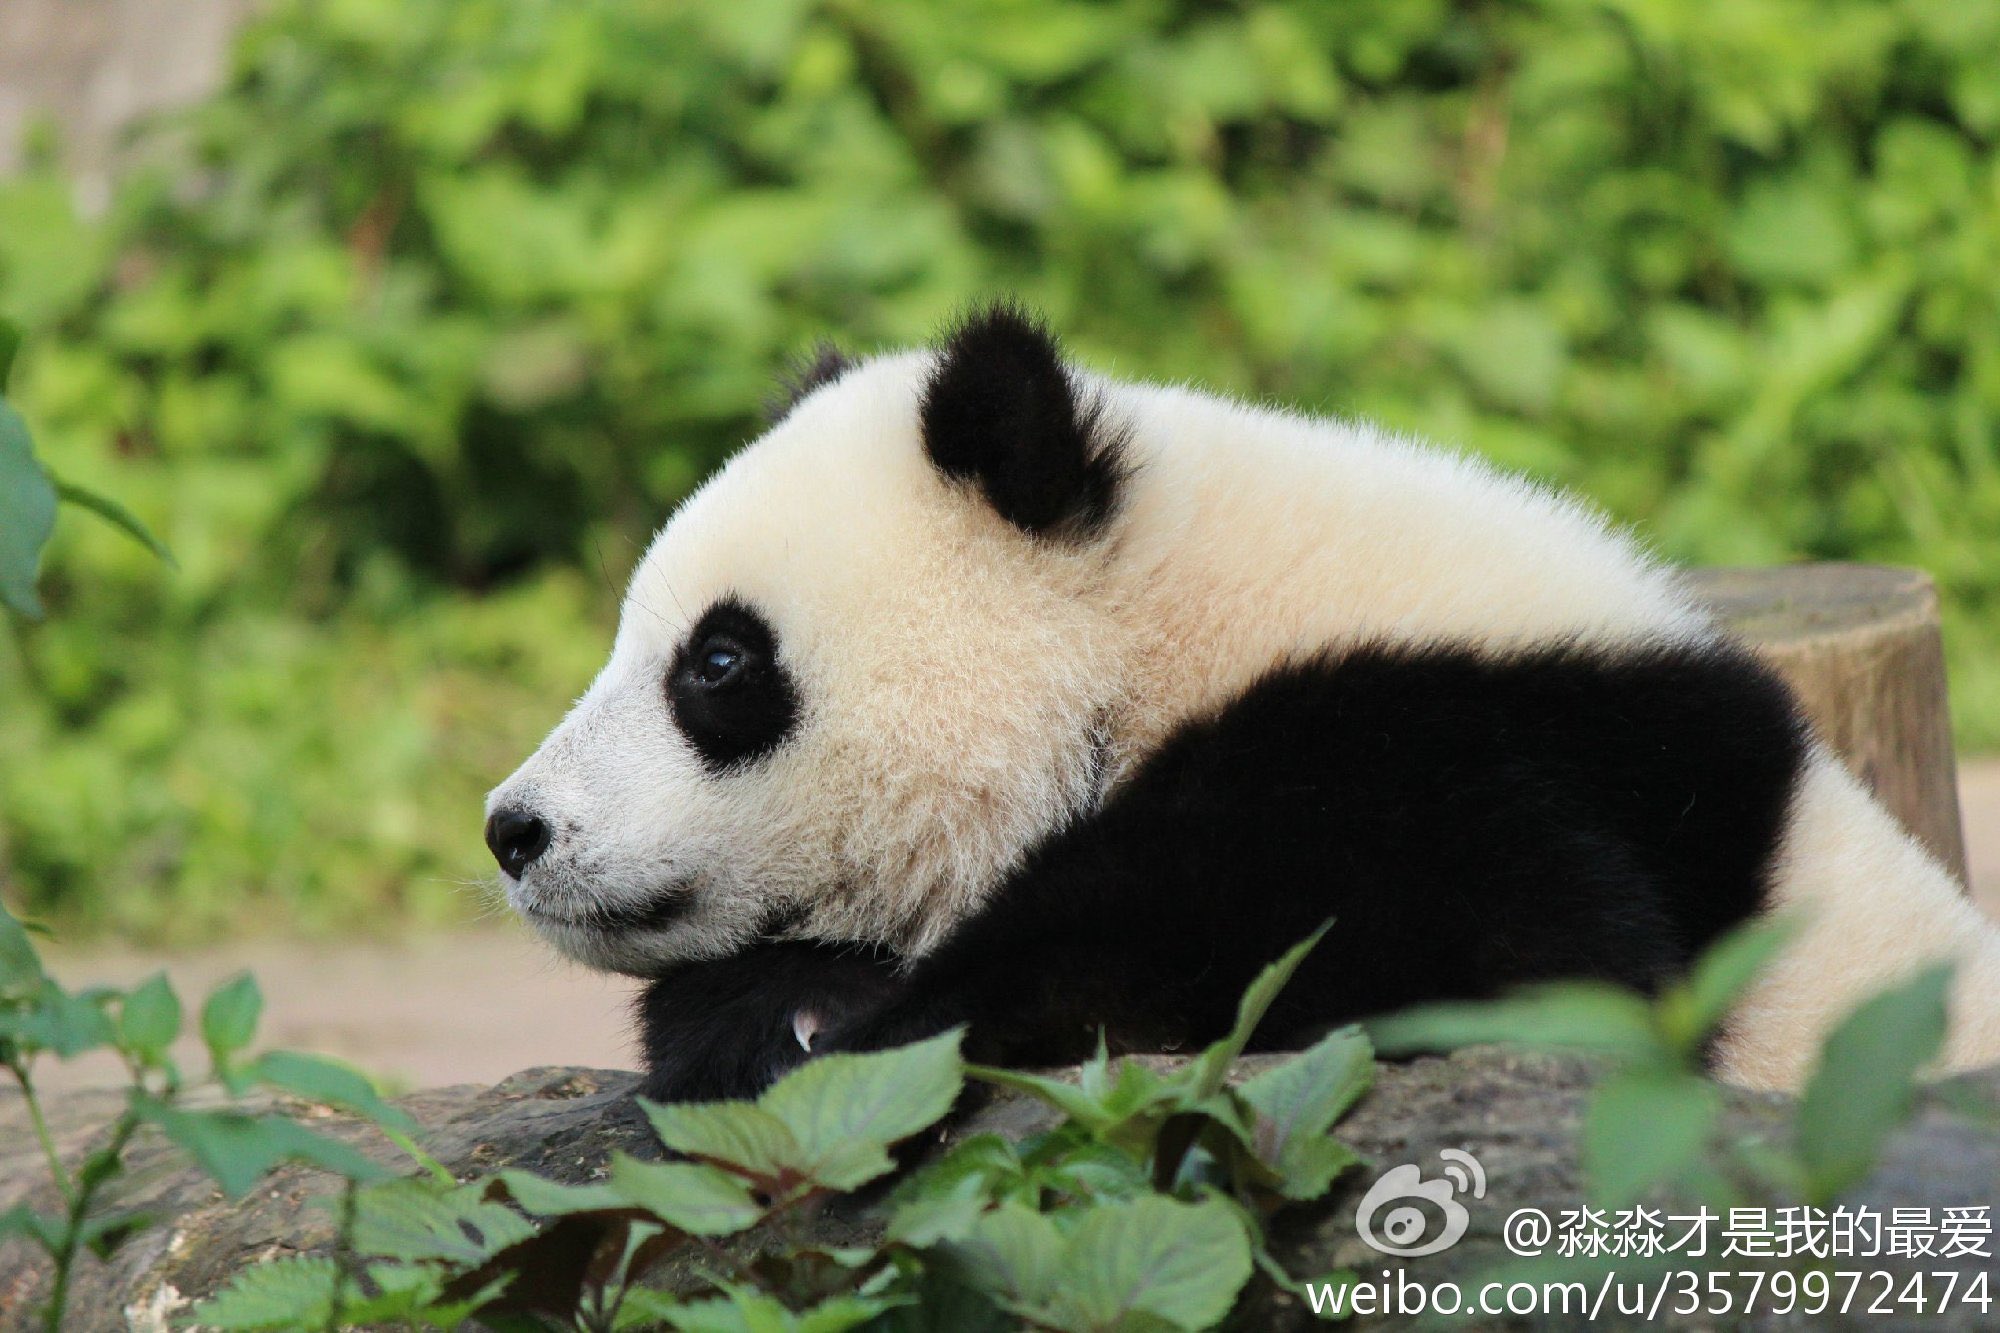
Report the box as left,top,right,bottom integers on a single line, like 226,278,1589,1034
489,347,2000,1089
1723,747,2000,1087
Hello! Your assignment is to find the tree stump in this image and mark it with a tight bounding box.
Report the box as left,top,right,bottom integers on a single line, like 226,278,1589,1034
1688,564,1968,886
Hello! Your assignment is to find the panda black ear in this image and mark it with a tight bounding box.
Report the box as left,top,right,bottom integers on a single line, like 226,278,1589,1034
767,341,854,425
920,303,1124,537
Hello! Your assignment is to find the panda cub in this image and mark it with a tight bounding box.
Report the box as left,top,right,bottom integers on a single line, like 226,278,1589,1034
486,304,2000,1101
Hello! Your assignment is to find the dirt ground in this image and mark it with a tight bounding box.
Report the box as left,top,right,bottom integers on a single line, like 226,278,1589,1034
32,759,2000,1094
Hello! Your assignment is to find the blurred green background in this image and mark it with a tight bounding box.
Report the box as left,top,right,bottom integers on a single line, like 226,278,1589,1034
3,0,1999,942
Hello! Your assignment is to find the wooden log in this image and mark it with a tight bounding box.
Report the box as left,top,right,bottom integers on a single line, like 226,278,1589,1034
1688,563,1968,886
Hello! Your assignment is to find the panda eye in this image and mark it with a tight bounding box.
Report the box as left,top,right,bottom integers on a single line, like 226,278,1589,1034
668,599,801,773
692,639,746,689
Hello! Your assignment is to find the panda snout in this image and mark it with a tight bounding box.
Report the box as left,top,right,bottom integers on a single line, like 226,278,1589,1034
485,807,552,879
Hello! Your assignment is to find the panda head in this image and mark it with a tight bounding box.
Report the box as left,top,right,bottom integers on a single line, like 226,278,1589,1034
485,306,1134,974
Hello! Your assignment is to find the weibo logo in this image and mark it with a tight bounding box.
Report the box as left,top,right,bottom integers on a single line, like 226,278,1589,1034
1353,1148,1487,1257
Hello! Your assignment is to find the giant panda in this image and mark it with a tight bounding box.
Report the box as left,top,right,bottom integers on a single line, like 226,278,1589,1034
484,304,2000,1102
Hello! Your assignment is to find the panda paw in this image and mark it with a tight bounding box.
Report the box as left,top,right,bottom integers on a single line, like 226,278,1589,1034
634,940,904,1103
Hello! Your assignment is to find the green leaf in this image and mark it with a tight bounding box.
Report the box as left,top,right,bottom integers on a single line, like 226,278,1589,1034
1237,1025,1373,1196
640,1098,806,1184
794,1294,910,1333
943,1202,1065,1314
489,1168,628,1217
758,1029,964,1189
1656,917,1795,1054
1366,983,1663,1063
0,1203,64,1252
0,318,19,389
1261,1135,1362,1205
0,904,47,993
1051,1194,1254,1332
1187,923,1331,1099
372,1267,508,1329
0,396,57,620
1583,1069,1719,1206
611,1287,688,1331
967,1064,1118,1131
1095,1057,1179,1123
888,1172,992,1247
118,972,182,1056
897,1132,1022,1202
53,479,176,566
17,981,117,1057
142,1102,385,1197
1796,965,1952,1201
252,1050,417,1133
660,1289,905,1333
201,972,262,1064
1032,1138,1152,1204
889,1133,1027,1242
607,1152,766,1235
351,1178,534,1264
186,1256,340,1330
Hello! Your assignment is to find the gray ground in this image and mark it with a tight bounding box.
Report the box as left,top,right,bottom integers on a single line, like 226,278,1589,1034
32,759,2000,1094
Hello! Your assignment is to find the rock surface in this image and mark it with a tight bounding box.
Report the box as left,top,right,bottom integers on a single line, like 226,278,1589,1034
4,1050,1996,1330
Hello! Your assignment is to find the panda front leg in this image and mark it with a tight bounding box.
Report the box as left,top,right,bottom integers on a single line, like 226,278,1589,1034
813,802,1322,1070
636,940,903,1103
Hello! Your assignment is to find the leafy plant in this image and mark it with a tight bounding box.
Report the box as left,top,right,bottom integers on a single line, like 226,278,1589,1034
5,901,1979,1329
188,930,1372,1331
0,900,417,1331
1369,918,1958,1208
0,319,170,620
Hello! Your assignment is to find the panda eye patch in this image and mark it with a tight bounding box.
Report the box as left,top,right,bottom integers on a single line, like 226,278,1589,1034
669,600,799,771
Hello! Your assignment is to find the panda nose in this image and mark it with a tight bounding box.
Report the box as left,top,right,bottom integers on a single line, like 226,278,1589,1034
485,808,551,879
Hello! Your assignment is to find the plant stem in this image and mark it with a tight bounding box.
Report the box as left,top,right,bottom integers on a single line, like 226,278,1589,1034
10,1060,75,1207
43,1110,139,1333
381,1125,453,1185
324,1177,360,1333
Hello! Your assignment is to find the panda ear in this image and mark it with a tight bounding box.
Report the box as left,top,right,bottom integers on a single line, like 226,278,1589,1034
919,303,1124,537
767,341,854,425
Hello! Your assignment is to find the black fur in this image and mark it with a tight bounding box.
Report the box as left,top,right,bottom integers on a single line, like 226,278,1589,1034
667,598,800,773
637,941,902,1102
767,342,854,424
919,303,1126,537
639,638,1807,1100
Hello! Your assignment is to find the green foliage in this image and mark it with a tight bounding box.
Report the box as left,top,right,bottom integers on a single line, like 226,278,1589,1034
1794,964,1953,1201
201,970,264,1068
1367,922,1754,1207
1583,1068,1722,1208
7,900,1978,1330
250,1048,420,1133
116,971,181,1056
178,932,1366,1331
943,1195,1251,1333
134,1100,388,1199
2,914,1372,1331
754,1031,966,1190
0,900,421,1332
5,0,2000,935
0,319,170,619
0,317,59,619
1369,918,1967,1215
